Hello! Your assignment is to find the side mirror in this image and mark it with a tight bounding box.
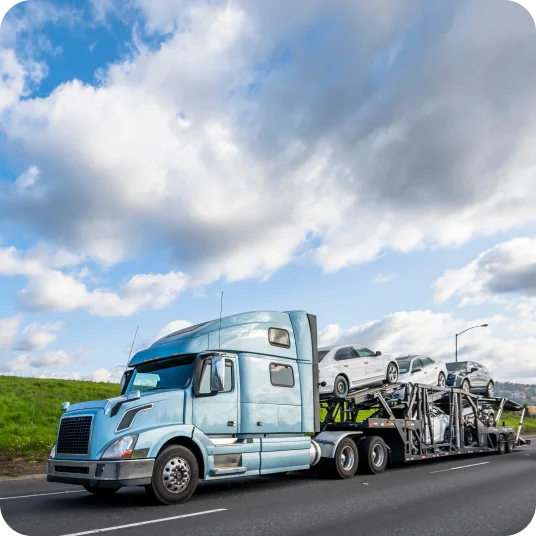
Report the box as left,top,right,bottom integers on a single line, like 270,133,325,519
375,351,382,356
120,369,133,395
210,355,226,393
470,367,478,373
412,367,422,374
127,390,141,401
61,402,70,412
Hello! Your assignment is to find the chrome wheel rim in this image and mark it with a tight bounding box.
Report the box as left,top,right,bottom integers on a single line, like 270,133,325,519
336,380,346,395
162,457,191,493
372,444,385,466
388,365,398,383
438,374,446,387
340,445,355,471
462,381,470,392
488,384,494,396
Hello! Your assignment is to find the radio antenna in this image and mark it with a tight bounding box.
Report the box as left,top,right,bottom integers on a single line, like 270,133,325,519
219,291,223,349
127,326,139,368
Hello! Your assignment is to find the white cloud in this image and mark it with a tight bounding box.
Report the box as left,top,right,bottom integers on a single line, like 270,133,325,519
0,315,21,346
6,348,85,372
373,273,393,284
0,245,188,316
153,320,192,343
0,1,534,285
14,320,63,351
90,367,123,383
319,310,535,383
434,237,536,306
318,324,342,347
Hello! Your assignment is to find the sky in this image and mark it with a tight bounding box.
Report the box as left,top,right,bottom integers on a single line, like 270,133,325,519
0,0,535,384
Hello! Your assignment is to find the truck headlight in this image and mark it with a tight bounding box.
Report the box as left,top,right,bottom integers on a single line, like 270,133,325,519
50,445,56,459
101,435,138,460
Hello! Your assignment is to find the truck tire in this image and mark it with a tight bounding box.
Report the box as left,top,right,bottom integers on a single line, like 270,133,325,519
358,436,388,474
321,438,359,479
148,445,199,505
497,433,506,455
505,433,515,453
333,375,349,399
83,485,120,495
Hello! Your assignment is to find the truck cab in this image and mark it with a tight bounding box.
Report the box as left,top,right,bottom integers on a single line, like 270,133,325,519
48,310,321,504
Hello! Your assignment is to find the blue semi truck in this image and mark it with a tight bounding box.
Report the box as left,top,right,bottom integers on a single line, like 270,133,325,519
47,310,529,504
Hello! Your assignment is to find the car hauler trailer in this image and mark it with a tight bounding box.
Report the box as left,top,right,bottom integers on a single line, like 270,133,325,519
47,310,531,504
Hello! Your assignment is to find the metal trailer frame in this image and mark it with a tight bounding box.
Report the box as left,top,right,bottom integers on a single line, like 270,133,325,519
317,382,531,466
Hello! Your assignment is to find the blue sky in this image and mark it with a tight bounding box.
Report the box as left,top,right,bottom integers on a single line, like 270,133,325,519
0,0,536,383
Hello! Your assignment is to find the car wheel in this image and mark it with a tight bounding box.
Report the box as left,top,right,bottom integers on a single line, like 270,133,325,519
486,381,495,397
437,373,446,387
461,379,470,393
333,375,349,399
385,363,398,384
464,425,475,446
497,433,506,455
443,426,453,444
148,445,199,505
358,436,389,474
321,438,359,479
83,485,120,496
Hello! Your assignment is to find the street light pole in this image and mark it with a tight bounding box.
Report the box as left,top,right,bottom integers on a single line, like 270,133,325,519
455,324,489,363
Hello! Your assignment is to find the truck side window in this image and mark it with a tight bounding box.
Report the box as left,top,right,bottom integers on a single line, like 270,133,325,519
270,363,294,387
198,359,233,394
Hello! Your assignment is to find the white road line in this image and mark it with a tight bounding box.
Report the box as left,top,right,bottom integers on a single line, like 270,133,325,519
429,461,490,474
0,490,85,500
59,509,228,536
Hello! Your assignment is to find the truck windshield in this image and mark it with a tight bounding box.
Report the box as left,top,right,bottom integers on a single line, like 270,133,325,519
127,356,195,393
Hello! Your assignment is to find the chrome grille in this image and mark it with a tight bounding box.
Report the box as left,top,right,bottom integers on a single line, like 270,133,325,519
57,416,92,455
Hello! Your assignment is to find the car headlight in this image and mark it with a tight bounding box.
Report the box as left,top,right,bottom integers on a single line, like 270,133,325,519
50,445,56,459
101,435,138,460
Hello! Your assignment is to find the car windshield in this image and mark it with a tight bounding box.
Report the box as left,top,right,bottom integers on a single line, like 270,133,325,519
446,362,467,372
318,350,329,362
397,359,411,374
127,356,195,393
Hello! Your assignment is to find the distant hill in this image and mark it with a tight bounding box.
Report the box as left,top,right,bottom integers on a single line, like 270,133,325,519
495,381,536,407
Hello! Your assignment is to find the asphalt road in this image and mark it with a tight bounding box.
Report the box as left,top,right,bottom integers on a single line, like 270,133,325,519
1,443,535,536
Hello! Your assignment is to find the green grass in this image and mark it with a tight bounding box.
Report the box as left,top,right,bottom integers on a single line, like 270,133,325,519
499,412,536,434
0,376,119,460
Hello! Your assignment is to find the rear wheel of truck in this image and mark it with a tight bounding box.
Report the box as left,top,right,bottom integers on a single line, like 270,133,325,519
358,436,388,475
321,438,359,479
497,433,506,455
83,485,120,495
148,445,199,505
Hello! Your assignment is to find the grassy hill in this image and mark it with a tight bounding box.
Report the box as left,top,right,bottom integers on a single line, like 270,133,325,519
0,376,119,460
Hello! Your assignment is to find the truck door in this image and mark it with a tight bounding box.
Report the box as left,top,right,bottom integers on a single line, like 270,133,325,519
193,356,238,436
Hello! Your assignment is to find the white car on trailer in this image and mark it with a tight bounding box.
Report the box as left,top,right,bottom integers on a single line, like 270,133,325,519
318,344,400,398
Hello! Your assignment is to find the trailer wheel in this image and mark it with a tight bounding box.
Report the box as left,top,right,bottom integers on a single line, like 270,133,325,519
497,433,506,455
333,375,349,399
358,436,388,475
148,445,199,505
505,433,515,453
321,438,359,479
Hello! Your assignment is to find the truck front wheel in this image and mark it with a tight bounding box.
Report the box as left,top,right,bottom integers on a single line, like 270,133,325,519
147,445,199,505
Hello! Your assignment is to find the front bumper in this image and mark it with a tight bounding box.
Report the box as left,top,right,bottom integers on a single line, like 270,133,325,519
47,458,154,488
